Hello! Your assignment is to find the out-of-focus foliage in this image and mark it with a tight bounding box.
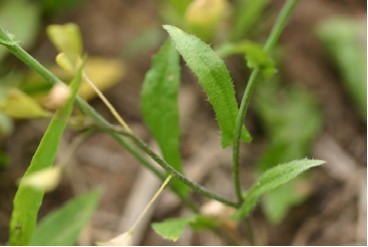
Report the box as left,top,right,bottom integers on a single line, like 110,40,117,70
30,188,102,245
316,18,367,121
231,0,269,41
0,0,41,61
254,80,323,223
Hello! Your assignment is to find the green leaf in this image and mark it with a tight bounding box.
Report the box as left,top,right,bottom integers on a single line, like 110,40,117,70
30,188,102,245
141,39,187,196
316,18,366,121
216,41,276,78
0,0,41,61
152,215,217,242
47,23,82,66
262,180,308,224
231,0,269,41
164,25,251,147
0,89,50,118
152,216,194,242
255,82,323,171
233,159,325,219
9,63,84,245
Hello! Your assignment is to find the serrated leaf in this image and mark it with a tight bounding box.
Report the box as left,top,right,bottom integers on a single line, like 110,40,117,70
233,159,325,219
30,188,102,246
152,216,194,242
0,89,50,118
141,40,187,196
164,25,251,147
9,63,84,245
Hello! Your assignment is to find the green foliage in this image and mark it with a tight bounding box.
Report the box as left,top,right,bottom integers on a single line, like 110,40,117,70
164,25,251,147
152,216,194,242
316,18,367,121
141,39,187,196
234,159,325,219
0,0,41,61
9,63,84,245
231,0,269,41
255,81,323,172
216,40,276,78
30,188,102,245
152,215,218,242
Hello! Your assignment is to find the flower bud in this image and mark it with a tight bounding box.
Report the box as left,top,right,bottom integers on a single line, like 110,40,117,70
185,0,227,41
44,82,71,110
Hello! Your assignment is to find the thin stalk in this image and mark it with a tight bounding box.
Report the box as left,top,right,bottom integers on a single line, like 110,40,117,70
232,0,299,202
0,27,223,209
119,130,239,208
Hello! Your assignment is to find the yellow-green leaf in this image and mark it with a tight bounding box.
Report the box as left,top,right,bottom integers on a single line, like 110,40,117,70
47,23,82,67
0,89,50,118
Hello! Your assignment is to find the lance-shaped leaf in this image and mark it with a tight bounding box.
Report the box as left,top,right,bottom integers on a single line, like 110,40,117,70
233,159,325,219
9,63,84,245
141,39,187,196
164,25,251,147
30,188,102,246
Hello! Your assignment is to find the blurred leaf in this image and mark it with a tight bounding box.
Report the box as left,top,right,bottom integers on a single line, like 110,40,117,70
164,25,251,147
78,57,125,100
47,23,82,67
159,0,191,27
217,40,276,78
152,216,194,242
152,215,218,242
0,89,50,118
9,63,84,245
233,159,325,219
254,81,322,223
22,57,125,101
185,0,227,42
141,39,187,196
262,180,308,224
231,0,269,41
255,82,323,171
316,18,366,121
0,0,41,61
30,188,102,246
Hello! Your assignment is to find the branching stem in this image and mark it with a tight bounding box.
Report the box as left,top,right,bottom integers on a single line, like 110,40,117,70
232,0,299,202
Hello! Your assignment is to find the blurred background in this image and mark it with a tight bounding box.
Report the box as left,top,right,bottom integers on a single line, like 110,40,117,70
0,0,366,245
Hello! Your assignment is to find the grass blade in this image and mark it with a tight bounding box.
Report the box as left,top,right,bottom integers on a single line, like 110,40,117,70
164,25,251,147
141,39,187,195
9,63,84,245
234,159,325,219
30,188,102,246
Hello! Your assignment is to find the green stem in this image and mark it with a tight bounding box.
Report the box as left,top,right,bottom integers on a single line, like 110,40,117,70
0,26,220,209
119,130,239,208
232,0,299,202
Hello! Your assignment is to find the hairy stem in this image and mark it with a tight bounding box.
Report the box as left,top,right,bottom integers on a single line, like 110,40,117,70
232,0,299,202
0,26,229,209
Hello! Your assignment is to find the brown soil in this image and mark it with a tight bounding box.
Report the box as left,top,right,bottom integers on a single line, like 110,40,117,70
0,0,366,245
